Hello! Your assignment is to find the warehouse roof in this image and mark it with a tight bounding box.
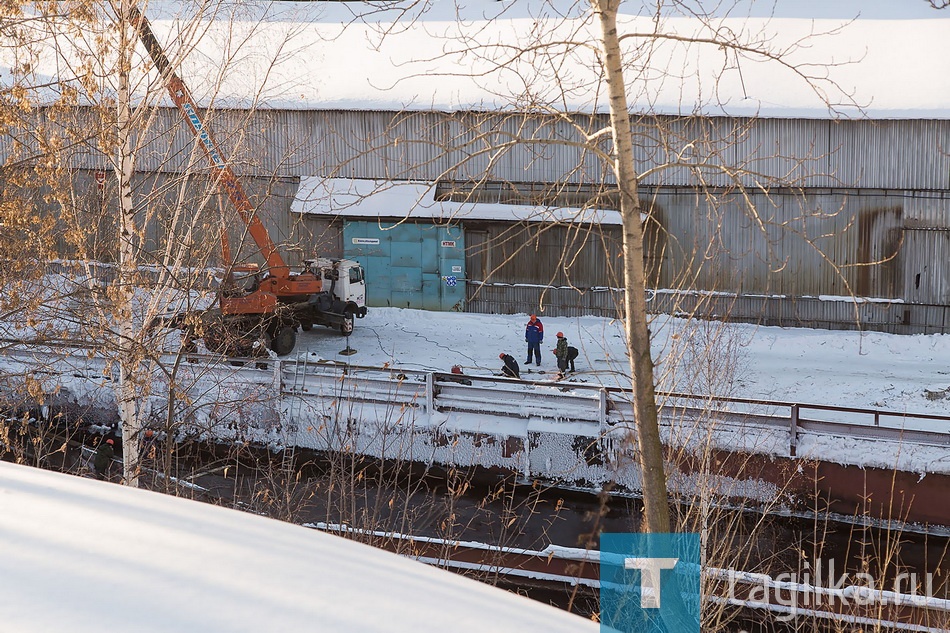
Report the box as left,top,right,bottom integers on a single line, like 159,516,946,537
292,178,625,225
4,0,949,119
146,0,950,119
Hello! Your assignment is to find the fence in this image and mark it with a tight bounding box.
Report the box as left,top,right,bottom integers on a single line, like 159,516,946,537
465,281,950,335
2,340,948,458
280,358,950,457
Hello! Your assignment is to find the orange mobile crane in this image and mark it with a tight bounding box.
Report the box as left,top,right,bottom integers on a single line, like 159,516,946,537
129,4,367,355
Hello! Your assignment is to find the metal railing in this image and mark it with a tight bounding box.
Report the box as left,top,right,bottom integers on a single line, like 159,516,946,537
279,358,950,456
2,339,948,457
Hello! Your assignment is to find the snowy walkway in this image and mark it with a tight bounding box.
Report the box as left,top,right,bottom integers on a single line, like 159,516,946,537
293,307,950,416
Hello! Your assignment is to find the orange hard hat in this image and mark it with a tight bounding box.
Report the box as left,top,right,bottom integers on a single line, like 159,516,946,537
556,332,564,338
105,438,114,445
499,353,505,359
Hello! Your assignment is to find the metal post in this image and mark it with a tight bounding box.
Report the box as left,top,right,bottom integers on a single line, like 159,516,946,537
599,388,608,432
523,433,531,481
425,372,434,415
789,404,799,457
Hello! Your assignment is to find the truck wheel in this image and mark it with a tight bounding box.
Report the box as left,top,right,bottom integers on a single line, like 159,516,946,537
270,326,297,356
340,312,354,336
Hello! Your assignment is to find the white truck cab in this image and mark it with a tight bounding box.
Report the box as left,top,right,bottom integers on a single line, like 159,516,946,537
304,257,368,318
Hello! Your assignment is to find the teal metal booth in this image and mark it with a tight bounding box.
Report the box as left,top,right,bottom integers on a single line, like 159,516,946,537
343,221,466,311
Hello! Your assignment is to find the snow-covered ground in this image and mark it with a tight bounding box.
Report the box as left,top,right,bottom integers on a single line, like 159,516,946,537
294,307,950,416
0,460,597,633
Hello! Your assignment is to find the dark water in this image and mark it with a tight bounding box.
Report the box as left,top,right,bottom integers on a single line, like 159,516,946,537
182,448,950,624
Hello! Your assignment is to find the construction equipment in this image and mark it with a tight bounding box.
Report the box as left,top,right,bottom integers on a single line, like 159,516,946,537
128,4,366,356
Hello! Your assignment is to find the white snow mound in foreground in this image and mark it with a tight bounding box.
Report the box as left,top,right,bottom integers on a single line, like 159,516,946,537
0,461,596,633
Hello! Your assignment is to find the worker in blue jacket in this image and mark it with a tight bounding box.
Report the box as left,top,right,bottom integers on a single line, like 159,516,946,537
525,314,544,366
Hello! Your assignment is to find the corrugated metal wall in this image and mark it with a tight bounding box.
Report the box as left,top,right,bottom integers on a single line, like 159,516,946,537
42,168,298,267
456,189,906,308
20,107,950,189
290,214,344,263
901,194,950,305
466,283,623,318
646,188,903,299
462,221,624,289
8,105,950,330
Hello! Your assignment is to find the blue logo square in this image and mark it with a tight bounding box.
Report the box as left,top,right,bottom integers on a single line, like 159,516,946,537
600,533,701,633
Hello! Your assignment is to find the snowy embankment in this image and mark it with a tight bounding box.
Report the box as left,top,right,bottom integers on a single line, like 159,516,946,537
0,269,213,345
0,461,596,633
285,308,950,477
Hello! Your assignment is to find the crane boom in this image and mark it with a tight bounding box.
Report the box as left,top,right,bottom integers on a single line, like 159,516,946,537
127,3,289,277
125,2,367,357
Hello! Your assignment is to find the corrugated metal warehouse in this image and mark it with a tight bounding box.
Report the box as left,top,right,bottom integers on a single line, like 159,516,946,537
35,106,950,333
5,3,950,333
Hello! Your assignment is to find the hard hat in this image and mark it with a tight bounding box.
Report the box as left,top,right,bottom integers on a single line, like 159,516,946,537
105,439,114,445
556,332,564,338
499,353,506,359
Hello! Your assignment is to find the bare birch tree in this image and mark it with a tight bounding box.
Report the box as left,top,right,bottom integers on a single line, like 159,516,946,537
0,1,316,488
591,0,669,532
345,0,861,535
114,0,142,485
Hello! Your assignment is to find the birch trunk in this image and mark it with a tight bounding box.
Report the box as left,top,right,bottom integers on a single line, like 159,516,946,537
115,0,141,487
592,0,670,533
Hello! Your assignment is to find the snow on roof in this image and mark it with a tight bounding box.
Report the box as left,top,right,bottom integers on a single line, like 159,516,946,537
144,0,950,118
3,0,949,119
0,461,596,633
293,178,624,225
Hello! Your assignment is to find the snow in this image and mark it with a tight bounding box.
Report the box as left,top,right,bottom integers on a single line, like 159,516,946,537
295,307,950,417
3,1,949,118
276,307,950,476
0,460,597,633
293,178,624,225
3,302,950,477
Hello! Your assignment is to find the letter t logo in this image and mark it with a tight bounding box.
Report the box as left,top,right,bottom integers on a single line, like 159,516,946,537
624,557,679,608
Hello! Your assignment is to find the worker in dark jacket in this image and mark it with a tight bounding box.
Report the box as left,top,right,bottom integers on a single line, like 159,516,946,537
524,314,544,366
94,438,115,480
554,332,569,373
566,345,578,372
438,365,473,386
499,353,521,379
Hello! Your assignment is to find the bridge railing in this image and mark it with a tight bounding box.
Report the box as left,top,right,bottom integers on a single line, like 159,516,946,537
2,339,948,457
279,359,950,456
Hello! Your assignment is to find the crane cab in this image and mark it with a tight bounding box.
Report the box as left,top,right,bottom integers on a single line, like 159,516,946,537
304,258,366,311
303,257,368,322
